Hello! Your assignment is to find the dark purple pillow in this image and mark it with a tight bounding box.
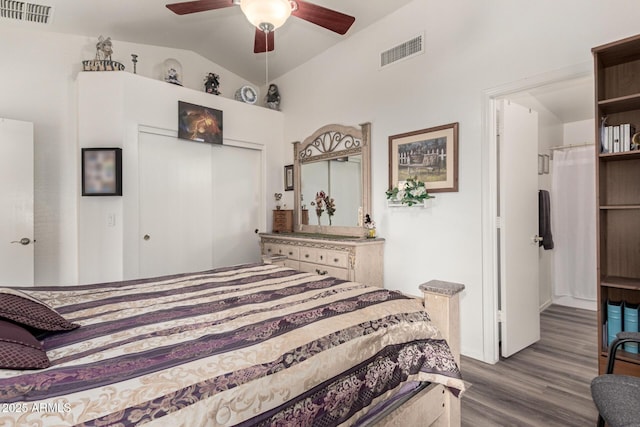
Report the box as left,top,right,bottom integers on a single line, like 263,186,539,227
0,288,79,331
0,319,50,369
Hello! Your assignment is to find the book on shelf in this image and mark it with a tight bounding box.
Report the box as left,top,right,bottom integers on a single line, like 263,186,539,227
601,123,636,153
624,303,639,354
607,300,623,346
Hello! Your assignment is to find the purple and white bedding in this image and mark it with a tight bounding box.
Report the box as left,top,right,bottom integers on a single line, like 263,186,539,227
0,263,464,426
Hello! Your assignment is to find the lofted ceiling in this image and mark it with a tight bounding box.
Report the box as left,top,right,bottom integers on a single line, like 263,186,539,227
2,0,414,84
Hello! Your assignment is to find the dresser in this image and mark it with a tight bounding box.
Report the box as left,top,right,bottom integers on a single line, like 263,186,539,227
259,233,385,288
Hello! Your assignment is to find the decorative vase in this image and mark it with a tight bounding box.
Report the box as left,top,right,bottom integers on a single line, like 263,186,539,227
367,228,376,239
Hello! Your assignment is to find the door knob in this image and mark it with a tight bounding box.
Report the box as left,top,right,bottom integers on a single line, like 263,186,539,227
532,235,543,244
143,234,151,241
11,238,31,245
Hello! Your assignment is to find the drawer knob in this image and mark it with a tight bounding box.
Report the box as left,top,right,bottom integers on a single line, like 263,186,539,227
320,255,323,260
316,269,328,276
334,258,338,263
305,254,309,258
288,251,293,256
267,248,272,253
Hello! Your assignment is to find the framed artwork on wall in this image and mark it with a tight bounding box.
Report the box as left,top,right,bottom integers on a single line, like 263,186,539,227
284,164,294,191
388,122,459,193
178,101,223,144
81,147,122,196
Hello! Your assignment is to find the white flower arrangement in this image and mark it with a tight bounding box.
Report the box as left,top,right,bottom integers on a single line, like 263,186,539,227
385,177,434,206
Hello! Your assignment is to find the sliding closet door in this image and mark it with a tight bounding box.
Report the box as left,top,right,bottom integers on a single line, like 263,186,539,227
211,144,262,267
138,131,214,278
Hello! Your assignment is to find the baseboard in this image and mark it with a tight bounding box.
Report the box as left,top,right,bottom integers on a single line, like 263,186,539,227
552,295,596,311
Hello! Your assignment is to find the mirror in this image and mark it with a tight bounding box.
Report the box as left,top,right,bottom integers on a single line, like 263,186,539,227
294,123,371,237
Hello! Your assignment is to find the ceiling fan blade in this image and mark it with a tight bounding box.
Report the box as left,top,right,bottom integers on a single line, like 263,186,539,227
291,0,355,35
166,0,235,15
254,28,275,54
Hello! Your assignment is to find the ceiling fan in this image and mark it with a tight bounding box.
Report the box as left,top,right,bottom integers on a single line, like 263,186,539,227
166,0,356,54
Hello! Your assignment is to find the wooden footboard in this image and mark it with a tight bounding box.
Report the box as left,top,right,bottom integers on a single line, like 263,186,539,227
379,280,465,427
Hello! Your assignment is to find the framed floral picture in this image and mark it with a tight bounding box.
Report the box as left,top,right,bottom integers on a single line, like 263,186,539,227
388,122,459,193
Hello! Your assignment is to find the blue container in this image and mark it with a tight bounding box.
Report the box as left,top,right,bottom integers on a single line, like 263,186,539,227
607,300,623,347
624,303,639,354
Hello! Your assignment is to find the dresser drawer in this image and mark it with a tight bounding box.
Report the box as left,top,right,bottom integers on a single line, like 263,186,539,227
298,261,349,281
324,250,349,268
284,259,299,270
264,244,299,260
299,247,319,263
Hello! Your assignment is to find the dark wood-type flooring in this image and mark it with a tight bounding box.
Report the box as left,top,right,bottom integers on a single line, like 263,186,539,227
460,305,599,427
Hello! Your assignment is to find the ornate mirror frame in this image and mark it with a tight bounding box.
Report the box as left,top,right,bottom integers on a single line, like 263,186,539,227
293,122,371,237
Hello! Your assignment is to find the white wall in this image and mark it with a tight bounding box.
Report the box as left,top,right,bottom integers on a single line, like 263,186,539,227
76,72,284,284
275,0,640,361
0,26,257,285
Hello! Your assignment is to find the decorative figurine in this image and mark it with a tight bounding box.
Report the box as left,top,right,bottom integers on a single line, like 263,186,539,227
131,54,138,74
204,73,221,95
265,83,281,110
163,58,183,86
96,35,113,61
82,35,125,72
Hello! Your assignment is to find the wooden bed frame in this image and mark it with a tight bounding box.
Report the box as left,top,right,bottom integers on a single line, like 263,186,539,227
377,280,464,426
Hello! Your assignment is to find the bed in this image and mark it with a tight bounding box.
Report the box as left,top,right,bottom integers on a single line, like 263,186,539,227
0,263,465,426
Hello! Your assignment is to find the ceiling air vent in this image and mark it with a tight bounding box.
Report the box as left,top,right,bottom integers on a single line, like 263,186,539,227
380,34,424,68
0,1,53,24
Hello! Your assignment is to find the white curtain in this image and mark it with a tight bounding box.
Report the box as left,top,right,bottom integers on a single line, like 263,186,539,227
551,146,597,300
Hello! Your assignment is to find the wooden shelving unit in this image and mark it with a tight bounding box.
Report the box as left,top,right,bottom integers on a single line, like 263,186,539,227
594,33,640,375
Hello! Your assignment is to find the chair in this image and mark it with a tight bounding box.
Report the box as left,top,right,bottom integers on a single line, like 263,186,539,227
591,331,640,427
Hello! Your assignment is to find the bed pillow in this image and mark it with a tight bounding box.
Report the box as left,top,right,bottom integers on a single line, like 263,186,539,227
0,319,50,369
0,288,79,331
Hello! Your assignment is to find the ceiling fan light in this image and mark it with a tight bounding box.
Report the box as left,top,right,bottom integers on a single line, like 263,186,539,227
240,0,292,31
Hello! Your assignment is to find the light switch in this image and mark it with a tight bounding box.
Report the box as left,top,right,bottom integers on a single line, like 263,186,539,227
107,213,116,227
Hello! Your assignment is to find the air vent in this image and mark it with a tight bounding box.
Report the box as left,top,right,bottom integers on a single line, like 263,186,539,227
0,1,52,24
380,34,424,68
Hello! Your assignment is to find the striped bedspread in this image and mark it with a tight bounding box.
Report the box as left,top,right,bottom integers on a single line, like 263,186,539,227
0,263,464,426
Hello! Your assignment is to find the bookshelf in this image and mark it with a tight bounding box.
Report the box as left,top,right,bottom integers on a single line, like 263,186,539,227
594,34,640,375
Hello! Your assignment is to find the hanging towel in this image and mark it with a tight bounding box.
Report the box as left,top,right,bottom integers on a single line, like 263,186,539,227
538,190,554,250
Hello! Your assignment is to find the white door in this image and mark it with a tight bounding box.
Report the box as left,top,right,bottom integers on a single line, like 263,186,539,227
139,132,214,278
211,144,262,267
0,118,34,286
499,100,540,357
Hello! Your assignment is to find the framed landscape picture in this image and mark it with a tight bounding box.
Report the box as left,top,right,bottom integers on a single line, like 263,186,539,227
388,122,459,193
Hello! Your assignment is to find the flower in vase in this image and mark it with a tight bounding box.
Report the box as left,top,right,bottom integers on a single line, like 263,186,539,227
314,191,326,224
324,195,336,225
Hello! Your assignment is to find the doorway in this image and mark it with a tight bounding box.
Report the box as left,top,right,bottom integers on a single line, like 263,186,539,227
0,118,34,286
481,63,595,363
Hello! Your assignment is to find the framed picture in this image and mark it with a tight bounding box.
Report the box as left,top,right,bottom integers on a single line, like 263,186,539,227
178,101,223,144
82,148,122,196
284,164,294,191
388,122,459,193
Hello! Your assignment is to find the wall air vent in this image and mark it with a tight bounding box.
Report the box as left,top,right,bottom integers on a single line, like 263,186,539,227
0,1,53,24
380,34,424,68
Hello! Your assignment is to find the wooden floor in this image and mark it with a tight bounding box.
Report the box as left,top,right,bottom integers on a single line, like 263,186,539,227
460,305,599,427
